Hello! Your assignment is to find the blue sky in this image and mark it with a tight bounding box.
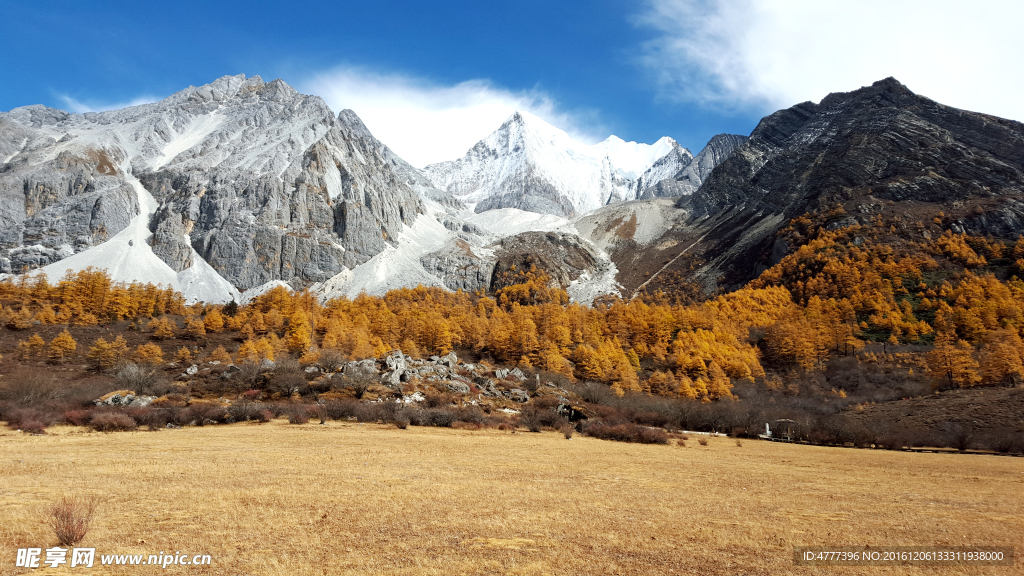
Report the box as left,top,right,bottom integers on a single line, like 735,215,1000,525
2,1,1022,167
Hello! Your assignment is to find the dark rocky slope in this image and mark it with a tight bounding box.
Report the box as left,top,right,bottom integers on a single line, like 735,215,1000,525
636,78,1024,295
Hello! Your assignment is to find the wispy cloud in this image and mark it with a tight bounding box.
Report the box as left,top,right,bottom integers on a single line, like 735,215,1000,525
635,0,1024,122
300,67,606,168
58,94,160,114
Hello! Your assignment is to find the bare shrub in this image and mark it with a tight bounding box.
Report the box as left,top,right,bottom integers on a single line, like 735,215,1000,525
735,439,743,447
945,425,973,451
113,362,155,392
677,439,686,447
228,401,264,422
266,371,308,398
63,409,95,427
287,410,309,425
697,437,709,446
409,407,457,427
573,381,617,405
47,495,98,545
89,412,138,432
322,399,358,420
582,422,668,444
20,418,47,434
188,404,228,426
318,349,347,373
307,404,327,424
639,427,669,444
561,423,574,439
0,375,68,404
393,415,410,429
235,361,265,388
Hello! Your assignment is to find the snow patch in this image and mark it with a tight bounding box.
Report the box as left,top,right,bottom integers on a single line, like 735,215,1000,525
465,208,568,236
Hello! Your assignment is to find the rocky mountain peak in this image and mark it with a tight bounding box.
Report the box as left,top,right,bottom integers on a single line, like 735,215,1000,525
669,77,1024,293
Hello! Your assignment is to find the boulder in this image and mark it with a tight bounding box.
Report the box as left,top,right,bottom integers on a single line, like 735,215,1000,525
472,376,500,397
446,381,471,394
506,388,530,403
384,349,406,373
343,359,378,379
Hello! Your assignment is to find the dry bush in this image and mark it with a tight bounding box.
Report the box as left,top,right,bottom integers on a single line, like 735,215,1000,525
561,423,574,439
306,404,327,424
287,410,309,425
408,407,457,428
582,422,669,444
735,439,743,447
698,437,709,446
46,494,99,546
393,415,410,429
0,375,68,405
114,362,155,391
89,412,138,432
235,361,265,388
318,349,347,373
188,404,229,426
228,401,268,422
677,439,686,447
63,409,95,427
322,399,358,420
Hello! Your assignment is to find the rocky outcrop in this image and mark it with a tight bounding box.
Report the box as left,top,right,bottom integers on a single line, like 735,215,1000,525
491,231,600,289
420,239,494,292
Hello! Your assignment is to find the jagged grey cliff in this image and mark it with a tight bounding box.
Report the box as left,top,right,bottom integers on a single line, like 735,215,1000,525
0,75,423,292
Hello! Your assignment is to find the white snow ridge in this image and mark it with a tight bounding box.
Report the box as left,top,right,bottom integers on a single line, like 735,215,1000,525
422,110,691,218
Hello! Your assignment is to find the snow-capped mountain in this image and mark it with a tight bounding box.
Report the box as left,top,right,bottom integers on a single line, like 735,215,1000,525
422,111,744,218
422,111,680,217
0,75,744,305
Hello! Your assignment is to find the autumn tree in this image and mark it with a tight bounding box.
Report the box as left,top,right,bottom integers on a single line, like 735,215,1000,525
133,343,165,366
148,317,175,340
86,338,118,371
208,345,233,363
184,316,206,339
927,332,981,389
48,329,77,364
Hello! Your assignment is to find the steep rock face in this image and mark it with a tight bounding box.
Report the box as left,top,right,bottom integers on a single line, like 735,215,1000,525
0,75,423,292
0,122,139,272
424,111,680,218
663,77,1024,293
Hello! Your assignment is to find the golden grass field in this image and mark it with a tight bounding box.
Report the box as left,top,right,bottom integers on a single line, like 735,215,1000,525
1,422,1021,575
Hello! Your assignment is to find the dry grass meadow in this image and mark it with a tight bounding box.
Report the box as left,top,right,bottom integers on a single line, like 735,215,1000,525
1,422,1021,575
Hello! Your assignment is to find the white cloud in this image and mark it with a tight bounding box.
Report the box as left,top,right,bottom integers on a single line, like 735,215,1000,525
300,67,605,168
59,94,160,114
636,0,1024,121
